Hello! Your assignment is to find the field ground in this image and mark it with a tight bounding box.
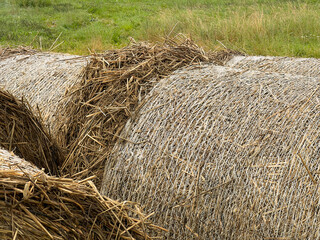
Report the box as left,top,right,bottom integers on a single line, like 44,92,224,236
1,0,320,57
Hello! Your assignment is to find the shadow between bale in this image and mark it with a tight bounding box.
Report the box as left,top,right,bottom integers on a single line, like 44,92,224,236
0,90,64,175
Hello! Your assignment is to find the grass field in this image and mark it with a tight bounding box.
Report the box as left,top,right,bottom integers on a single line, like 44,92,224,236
1,0,320,57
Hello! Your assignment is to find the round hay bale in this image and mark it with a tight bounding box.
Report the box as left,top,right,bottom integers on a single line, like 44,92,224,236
227,55,320,77
0,148,161,240
0,52,87,133
102,64,320,239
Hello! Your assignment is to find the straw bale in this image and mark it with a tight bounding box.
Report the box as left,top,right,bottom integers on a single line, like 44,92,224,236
227,55,320,77
58,36,229,186
102,64,320,239
0,90,64,175
0,52,87,133
0,149,162,240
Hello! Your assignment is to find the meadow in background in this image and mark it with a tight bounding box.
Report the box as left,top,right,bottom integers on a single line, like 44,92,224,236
0,0,320,57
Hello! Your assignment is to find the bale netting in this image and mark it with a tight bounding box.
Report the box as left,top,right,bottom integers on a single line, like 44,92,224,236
0,51,87,133
102,64,320,239
0,148,163,240
0,90,64,175
58,36,234,186
226,55,320,77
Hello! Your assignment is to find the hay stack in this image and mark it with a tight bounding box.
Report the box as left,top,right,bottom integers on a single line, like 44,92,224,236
102,64,320,239
0,90,63,175
0,148,161,240
0,52,87,133
227,55,320,77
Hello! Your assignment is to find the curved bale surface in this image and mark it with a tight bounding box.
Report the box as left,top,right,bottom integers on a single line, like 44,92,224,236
0,90,64,175
0,52,87,133
0,147,42,175
227,55,320,77
0,148,161,240
102,64,320,239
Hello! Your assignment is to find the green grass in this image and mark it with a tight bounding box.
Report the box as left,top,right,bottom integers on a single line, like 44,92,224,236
1,0,320,57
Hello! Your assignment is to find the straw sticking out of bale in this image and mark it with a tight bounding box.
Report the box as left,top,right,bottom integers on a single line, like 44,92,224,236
0,90,64,175
58,36,237,186
0,46,37,59
227,55,320,77
102,64,320,239
0,148,162,240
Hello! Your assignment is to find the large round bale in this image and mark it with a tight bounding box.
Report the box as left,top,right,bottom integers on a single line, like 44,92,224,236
102,64,320,239
0,51,87,133
227,55,320,77
0,147,161,240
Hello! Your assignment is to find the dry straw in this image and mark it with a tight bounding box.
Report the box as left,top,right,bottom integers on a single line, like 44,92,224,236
57,35,237,186
0,40,238,239
0,148,162,240
0,46,37,59
0,37,237,181
102,64,320,239
0,90,64,175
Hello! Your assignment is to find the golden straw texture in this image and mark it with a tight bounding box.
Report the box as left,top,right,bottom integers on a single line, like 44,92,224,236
0,148,162,240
